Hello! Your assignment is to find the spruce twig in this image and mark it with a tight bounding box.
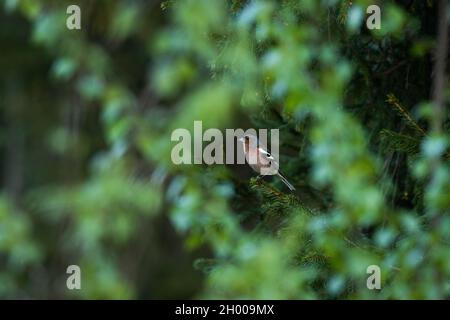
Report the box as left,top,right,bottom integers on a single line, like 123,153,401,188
386,93,426,136
379,129,421,156
380,128,450,160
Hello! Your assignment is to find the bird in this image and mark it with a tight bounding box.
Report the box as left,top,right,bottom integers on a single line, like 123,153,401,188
239,134,296,191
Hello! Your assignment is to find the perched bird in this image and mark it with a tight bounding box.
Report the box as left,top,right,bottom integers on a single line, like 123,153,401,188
239,134,296,191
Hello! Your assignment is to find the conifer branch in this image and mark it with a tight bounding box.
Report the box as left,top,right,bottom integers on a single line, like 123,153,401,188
249,177,315,216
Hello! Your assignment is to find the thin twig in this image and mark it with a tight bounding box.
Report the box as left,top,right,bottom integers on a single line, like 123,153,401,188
431,0,448,134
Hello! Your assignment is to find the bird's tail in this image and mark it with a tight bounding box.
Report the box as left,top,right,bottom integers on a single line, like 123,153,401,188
277,171,296,191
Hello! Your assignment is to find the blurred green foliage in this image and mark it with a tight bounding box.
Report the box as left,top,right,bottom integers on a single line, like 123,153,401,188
0,0,449,299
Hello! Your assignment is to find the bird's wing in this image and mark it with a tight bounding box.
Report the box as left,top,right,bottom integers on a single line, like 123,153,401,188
257,147,279,171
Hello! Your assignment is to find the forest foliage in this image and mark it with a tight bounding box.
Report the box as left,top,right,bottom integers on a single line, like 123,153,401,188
0,0,449,299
